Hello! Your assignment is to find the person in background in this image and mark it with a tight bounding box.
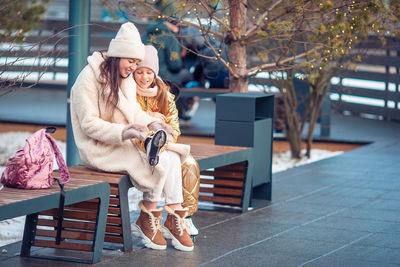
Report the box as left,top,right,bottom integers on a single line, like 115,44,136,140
134,45,201,237
142,19,188,86
142,19,200,121
70,22,194,252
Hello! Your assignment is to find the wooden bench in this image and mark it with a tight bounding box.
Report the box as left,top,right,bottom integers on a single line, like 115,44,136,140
0,178,110,264
35,143,254,252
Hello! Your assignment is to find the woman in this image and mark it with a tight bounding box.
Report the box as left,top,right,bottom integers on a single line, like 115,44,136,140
69,22,194,252
134,45,201,236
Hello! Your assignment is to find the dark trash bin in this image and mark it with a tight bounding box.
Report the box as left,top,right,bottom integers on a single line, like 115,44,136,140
215,93,275,204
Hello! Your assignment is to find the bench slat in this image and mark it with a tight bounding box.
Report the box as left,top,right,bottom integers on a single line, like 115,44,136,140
199,195,241,205
200,187,243,196
201,170,245,179
0,178,103,205
36,229,95,241
80,196,119,206
200,178,243,187
33,239,93,252
40,209,98,222
104,234,124,244
67,202,121,215
214,163,247,171
38,218,96,231
37,218,124,237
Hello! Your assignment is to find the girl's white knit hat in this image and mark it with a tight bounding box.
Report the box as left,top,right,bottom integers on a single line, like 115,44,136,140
107,22,145,60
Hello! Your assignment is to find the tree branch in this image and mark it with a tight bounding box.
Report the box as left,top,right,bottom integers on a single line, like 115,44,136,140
194,13,239,79
134,0,225,39
246,45,323,77
245,0,282,37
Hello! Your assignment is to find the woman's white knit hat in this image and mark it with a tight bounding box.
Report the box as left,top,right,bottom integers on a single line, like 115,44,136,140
137,45,159,76
107,22,145,60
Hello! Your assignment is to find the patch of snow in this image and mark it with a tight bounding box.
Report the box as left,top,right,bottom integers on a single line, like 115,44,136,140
272,149,343,173
0,132,343,248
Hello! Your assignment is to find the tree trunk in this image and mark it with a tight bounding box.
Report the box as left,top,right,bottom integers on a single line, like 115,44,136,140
286,122,302,159
228,0,248,92
282,81,302,159
306,82,329,157
278,74,303,159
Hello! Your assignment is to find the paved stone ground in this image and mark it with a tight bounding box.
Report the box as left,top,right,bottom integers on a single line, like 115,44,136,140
1,91,399,266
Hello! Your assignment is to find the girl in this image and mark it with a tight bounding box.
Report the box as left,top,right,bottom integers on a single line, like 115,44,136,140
70,22,194,252
134,45,200,236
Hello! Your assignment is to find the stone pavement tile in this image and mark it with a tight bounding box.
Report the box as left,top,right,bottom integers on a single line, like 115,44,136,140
267,201,352,216
207,236,344,260
361,199,400,211
97,222,301,267
341,179,400,191
305,215,396,232
356,232,400,249
191,209,241,229
241,207,327,225
0,253,81,267
380,222,400,234
303,256,399,267
275,173,350,189
365,247,400,264
196,220,297,248
277,225,371,245
197,250,310,267
319,245,400,266
97,249,202,267
296,193,374,208
313,186,387,199
381,191,400,200
358,181,400,191
339,207,400,223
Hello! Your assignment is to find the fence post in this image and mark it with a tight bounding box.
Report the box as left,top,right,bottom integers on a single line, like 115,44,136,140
66,0,91,166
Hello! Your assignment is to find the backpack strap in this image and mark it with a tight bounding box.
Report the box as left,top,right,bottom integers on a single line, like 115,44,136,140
44,127,70,244
54,178,65,245
45,132,70,184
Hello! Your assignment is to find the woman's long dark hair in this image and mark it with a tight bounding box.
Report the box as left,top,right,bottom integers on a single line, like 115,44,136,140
99,51,121,112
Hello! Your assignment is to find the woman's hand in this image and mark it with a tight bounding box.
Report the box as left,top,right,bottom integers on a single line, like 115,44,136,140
122,124,149,141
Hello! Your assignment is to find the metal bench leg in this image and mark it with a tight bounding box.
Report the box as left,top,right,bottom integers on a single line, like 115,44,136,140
21,213,39,257
91,186,110,264
241,159,254,212
118,175,134,251
252,182,272,201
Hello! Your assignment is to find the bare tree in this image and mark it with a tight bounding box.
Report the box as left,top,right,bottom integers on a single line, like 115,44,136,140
0,0,49,95
100,0,400,158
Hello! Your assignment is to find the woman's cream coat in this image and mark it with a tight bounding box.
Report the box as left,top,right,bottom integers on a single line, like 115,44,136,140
70,52,189,191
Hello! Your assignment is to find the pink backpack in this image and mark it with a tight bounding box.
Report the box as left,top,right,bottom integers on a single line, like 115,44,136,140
1,128,70,189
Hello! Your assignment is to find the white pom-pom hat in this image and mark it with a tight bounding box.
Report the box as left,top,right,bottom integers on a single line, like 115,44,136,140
107,22,145,60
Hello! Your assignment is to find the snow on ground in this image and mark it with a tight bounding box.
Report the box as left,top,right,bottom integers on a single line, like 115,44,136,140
0,131,343,247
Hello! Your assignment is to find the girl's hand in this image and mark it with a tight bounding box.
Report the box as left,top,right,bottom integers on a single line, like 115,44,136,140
151,112,167,122
147,121,174,138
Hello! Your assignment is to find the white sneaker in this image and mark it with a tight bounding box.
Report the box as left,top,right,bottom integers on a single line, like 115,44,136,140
185,217,199,236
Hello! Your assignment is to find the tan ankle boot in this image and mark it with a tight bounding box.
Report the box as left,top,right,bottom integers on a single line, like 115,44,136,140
162,206,194,252
133,201,167,250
